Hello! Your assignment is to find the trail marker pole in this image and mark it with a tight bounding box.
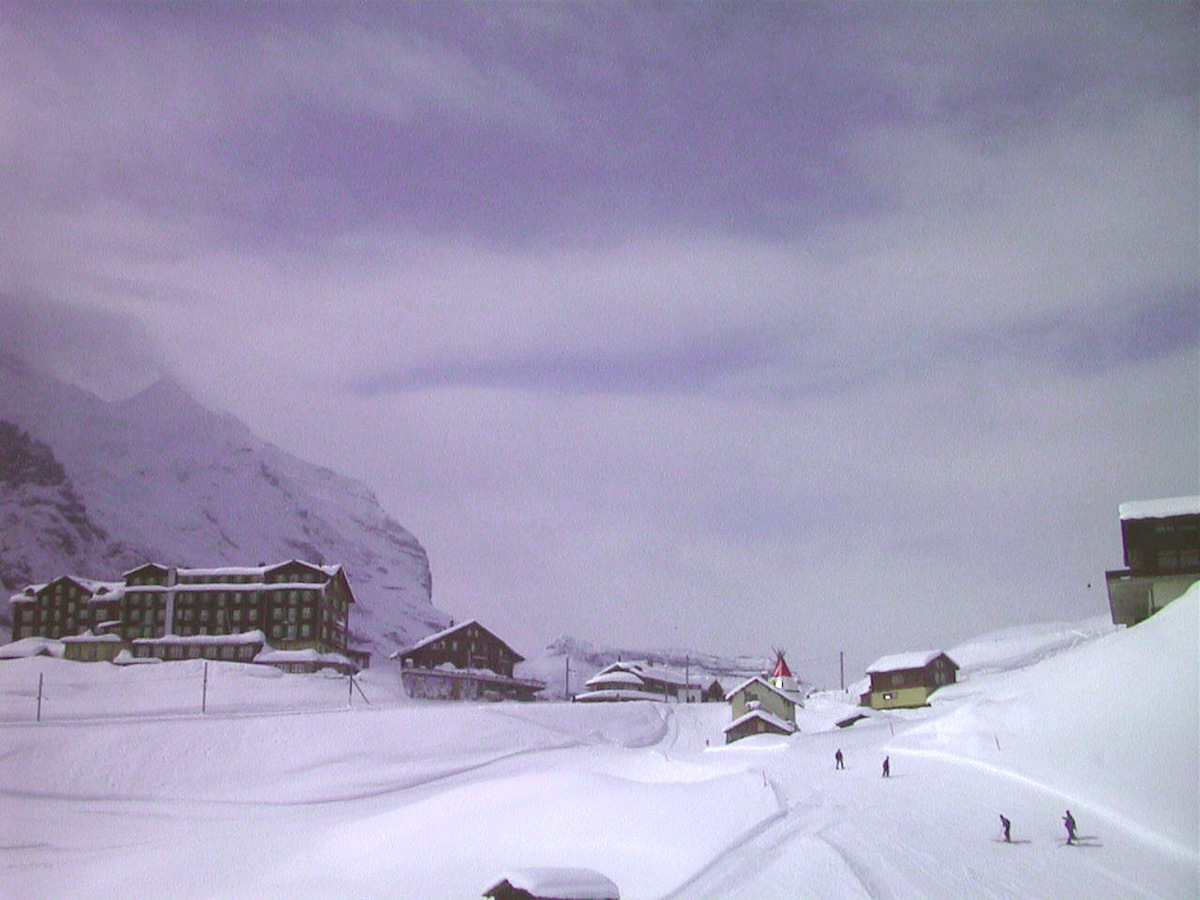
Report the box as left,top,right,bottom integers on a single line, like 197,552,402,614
202,662,208,715
839,651,845,691
352,676,370,706
36,673,43,723
348,673,355,707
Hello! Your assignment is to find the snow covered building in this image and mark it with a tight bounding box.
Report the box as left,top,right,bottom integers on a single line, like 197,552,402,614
723,674,802,743
482,867,620,900
7,560,361,673
574,661,706,703
1105,496,1200,627
391,620,545,701
861,651,958,709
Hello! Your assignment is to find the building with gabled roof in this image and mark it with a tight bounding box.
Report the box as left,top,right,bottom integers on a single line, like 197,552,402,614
391,619,545,701
7,559,361,673
574,660,705,703
1105,495,1200,627
861,650,958,709
723,674,802,743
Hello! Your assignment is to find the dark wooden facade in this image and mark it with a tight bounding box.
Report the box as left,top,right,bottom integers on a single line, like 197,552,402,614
395,620,544,701
1106,501,1200,626
9,560,360,670
398,620,522,677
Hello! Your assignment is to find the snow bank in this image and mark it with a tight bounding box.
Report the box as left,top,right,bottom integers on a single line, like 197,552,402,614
898,584,1199,860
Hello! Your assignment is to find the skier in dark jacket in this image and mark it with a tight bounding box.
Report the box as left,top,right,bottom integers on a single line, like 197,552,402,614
999,814,1011,842
881,756,890,778
835,749,844,770
1063,810,1077,844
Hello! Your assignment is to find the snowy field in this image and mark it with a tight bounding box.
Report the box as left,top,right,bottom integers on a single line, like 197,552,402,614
1,589,1196,900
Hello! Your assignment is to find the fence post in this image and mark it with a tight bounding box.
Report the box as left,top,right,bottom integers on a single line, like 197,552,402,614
202,662,208,715
36,673,43,723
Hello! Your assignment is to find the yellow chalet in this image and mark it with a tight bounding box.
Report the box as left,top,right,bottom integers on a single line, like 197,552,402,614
862,651,958,709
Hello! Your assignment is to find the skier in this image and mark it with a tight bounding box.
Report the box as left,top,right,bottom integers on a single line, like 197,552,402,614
881,756,890,778
835,749,844,770
1063,810,1077,845
999,814,1011,843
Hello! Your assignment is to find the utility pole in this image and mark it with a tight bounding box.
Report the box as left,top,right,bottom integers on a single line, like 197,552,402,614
839,651,845,692
564,656,571,701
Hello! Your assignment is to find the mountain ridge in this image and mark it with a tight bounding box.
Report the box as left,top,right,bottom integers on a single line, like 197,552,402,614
0,351,448,654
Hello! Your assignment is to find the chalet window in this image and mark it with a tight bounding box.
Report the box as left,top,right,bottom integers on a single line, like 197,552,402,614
889,673,904,687
300,625,312,638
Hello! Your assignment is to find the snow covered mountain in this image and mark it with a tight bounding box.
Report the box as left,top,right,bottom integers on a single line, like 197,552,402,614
0,352,448,653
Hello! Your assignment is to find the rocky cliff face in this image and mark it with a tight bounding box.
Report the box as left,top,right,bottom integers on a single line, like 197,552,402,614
0,353,448,654
0,421,143,627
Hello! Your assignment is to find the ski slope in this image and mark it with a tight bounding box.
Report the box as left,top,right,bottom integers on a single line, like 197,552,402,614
1,588,1196,899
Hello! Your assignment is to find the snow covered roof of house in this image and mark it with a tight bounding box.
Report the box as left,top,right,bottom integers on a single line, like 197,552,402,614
0,637,65,659
585,670,645,688
1119,496,1200,521
122,560,344,579
724,675,801,706
132,630,267,646
573,689,668,703
9,577,125,603
61,630,122,643
483,867,620,900
723,708,797,736
866,650,957,674
594,660,699,687
255,647,352,667
392,619,525,663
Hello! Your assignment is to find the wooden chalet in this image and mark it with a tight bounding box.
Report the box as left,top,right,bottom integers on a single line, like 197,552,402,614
8,560,361,674
1105,496,1200,626
861,650,958,709
392,620,545,701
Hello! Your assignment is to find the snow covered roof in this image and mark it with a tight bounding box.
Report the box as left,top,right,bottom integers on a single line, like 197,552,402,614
9,577,125,603
393,619,525,663
1119,496,1200,521
403,619,480,652
61,630,122,643
723,708,797,736
573,689,668,703
594,661,698,687
866,650,957,674
132,630,266,646
584,670,645,688
255,647,352,667
0,637,64,659
724,675,801,706
122,560,344,579
483,867,620,900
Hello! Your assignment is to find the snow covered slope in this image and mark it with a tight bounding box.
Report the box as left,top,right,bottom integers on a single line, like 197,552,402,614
1,589,1195,899
0,352,446,652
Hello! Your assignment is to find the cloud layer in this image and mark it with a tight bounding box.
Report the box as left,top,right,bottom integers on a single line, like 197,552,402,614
2,3,1196,673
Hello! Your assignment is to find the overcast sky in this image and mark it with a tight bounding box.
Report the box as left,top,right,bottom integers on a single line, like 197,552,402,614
2,3,1197,680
